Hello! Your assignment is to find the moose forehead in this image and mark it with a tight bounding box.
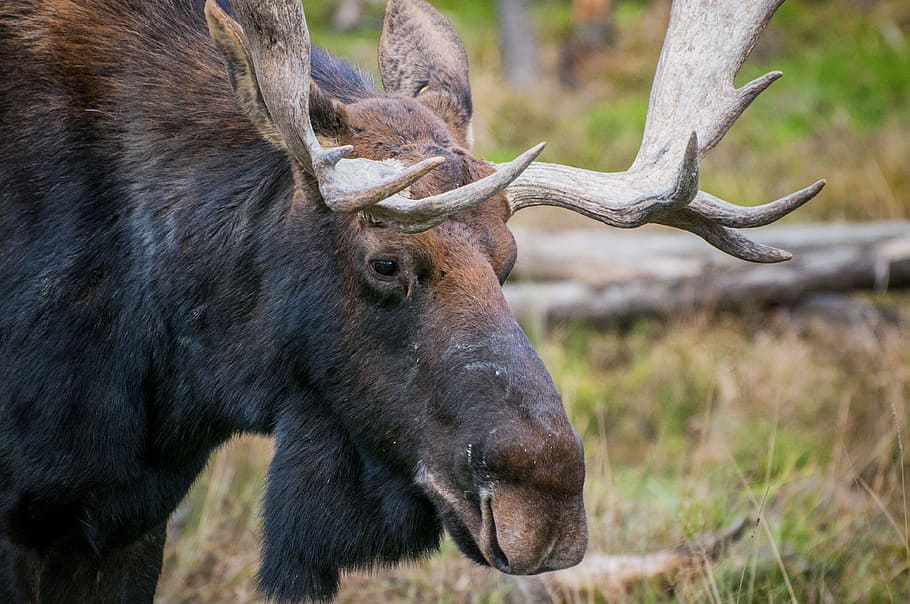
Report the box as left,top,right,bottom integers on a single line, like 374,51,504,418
344,95,459,160
339,95,517,281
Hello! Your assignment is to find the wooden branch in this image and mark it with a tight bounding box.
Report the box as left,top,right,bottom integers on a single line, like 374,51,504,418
544,518,749,597
504,221,910,326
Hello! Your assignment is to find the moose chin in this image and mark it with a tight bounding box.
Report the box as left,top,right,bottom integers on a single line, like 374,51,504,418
0,0,822,601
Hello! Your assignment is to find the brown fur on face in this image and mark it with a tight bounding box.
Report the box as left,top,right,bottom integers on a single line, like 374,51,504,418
339,95,515,279
323,89,585,573
289,2,587,579
343,96,457,160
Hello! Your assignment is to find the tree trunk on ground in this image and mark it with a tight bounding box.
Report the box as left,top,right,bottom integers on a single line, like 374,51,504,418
504,222,910,327
496,0,539,89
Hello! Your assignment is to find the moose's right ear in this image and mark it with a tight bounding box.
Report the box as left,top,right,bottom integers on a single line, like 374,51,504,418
204,0,286,148
379,0,473,146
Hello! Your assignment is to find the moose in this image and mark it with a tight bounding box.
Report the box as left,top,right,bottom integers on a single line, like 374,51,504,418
0,0,823,601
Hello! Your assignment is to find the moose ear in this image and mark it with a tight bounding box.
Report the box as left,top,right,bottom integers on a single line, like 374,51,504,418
204,0,285,148
205,0,349,147
308,82,352,145
379,0,474,147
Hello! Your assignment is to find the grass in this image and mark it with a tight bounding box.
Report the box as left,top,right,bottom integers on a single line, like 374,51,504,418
157,0,909,601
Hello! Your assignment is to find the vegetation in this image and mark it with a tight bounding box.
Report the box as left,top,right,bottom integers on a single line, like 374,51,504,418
156,1,909,602
158,295,910,603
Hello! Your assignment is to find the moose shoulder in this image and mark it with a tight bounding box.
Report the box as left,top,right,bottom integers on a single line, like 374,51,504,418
0,0,822,602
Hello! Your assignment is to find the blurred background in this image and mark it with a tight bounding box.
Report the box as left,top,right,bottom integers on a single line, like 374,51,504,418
157,1,910,601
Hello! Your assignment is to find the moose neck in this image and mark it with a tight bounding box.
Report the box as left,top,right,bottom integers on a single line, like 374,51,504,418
70,1,362,441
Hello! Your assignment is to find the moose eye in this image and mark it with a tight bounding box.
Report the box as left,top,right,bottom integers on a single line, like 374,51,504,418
370,258,399,278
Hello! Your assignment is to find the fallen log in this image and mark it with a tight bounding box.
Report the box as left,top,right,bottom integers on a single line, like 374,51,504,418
544,517,751,600
498,518,752,603
504,221,910,326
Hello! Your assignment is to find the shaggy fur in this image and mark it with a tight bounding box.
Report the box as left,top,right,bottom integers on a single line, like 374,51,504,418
0,1,586,602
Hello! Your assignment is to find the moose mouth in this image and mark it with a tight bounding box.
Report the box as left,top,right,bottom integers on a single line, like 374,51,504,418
415,464,578,575
440,490,515,572
417,468,510,572
478,491,515,572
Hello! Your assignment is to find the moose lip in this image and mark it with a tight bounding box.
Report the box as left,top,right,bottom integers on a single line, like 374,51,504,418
432,488,511,572
437,504,491,567
415,467,515,573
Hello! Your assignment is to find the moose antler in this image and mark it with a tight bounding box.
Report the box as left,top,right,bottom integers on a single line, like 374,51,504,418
506,0,825,262
213,0,542,232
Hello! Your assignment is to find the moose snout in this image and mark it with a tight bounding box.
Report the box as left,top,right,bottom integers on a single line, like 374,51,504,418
473,425,588,574
429,318,588,574
480,483,587,574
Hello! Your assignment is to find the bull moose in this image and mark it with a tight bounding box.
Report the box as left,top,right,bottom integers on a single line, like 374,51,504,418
0,0,823,601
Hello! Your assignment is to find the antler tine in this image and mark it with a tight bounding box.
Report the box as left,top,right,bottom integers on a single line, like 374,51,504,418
688,179,827,229
505,0,825,263
633,0,786,169
506,133,701,229
364,143,547,233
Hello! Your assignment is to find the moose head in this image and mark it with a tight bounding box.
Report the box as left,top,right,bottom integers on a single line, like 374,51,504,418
200,0,823,601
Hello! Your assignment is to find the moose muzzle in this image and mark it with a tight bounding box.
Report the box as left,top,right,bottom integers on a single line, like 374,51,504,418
474,424,587,574
419,391,587,575
417,306,587,574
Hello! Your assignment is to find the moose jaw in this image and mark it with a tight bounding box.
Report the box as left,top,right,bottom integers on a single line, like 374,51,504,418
0,0,823,602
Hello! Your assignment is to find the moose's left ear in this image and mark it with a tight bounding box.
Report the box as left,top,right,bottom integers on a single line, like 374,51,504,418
379,0,473,147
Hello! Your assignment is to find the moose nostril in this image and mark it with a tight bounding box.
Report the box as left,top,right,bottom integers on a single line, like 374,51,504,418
480,491,512,573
